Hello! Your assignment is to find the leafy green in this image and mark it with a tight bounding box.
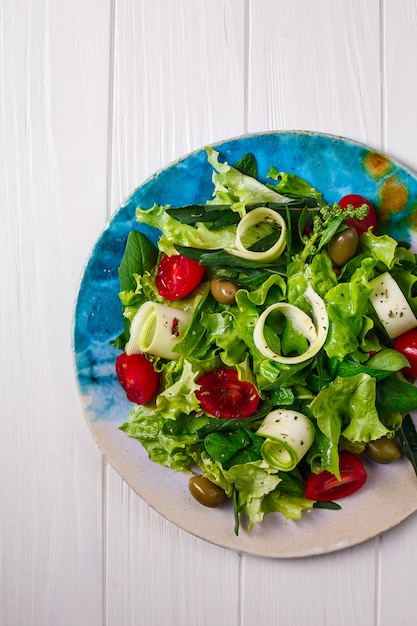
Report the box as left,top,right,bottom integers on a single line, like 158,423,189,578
310,373,392,476
206,147,295,216
136,203,237,256
323,259,376,359
167,204,240,228
336,350,410,381
360,230,398,270
376,375,417,413
267,167,325,206
233,152,258,179
113,148,417,534
118,230,157,292
399,413,417,476
204,428,264,470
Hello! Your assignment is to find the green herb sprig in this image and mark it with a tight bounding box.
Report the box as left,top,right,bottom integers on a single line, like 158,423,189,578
297,201,370,263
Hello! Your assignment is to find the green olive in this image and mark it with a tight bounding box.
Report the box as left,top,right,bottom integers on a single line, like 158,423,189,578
210,278,238,304
365,437,401,464
328,226,359,266
189,475,226,507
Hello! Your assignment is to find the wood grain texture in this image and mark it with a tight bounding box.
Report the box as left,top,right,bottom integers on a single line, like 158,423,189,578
109,0,246,213
1,1,110,624
241,540,378,626
383,0,417,167
105,468,241,626
374,4,417,625
248,0,382,147
3,1,417,625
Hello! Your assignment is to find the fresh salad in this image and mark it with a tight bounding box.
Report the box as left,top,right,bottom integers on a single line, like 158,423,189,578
112,147,417,534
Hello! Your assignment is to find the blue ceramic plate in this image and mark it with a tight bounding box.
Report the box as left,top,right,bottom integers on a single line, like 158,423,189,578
73,131,417,558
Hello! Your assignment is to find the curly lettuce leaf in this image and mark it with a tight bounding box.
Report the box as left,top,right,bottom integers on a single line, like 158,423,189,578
267,167,326,206
239,469,315,529
135,203,237,256
206,147,294,216
309,373,392,477
120,359,205,471
324,258,376,359
360,230,398,270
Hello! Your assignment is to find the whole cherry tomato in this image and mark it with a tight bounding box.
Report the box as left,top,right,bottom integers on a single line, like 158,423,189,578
116,353,159,404
393,328,417,378
195,367,260,419
156,253,206,300
339,194,377,235
305,451,367,501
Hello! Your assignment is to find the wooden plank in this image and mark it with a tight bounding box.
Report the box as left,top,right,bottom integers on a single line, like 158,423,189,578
248,0,382,149
383,0,417,167
105,467,240,626
106,1,246,622
378,2,417,624
0,1,111,624
241,2,382,623
108,0,246,212
242,541,377,626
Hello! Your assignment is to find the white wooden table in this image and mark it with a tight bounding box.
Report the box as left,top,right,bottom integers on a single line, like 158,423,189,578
3,1,417,624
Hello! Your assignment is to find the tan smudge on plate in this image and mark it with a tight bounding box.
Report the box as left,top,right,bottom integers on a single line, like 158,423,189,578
377,176,409,225
363,151,393,180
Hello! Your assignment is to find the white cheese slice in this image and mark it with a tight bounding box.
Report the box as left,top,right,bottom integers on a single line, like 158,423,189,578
369,272,417,339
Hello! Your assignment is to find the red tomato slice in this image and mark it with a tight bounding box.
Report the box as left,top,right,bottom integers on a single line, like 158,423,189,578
305,451,367,501
393,328,417,378
196,368,260,419
339,194,377,235
116,353,159,404
156,254,206,300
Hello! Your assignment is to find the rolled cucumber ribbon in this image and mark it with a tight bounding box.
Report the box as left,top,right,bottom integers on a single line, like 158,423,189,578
256,409,315,471
253,284,328,364
125,301,192,360
226,207,287,263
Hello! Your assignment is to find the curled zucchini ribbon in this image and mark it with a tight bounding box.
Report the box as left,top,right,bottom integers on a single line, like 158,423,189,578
253,284,328,364
226,207,287,263
369,272,417,339
256,409,315,471
126,301,191,360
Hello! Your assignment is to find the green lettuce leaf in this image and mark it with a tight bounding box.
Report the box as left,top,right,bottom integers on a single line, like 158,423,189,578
360,230,398,269
120,358,205,471
324,259,376,359
135,203,237,256
310,373,391,476
266,167,326,206
206,147,294,216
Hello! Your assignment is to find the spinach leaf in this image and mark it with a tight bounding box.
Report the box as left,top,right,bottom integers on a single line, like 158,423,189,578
233,152,258,179
376,377,417,413
399,413,417,476
337,361,393,381
118,230,157,292
317,215,345,251
313,501,342,510
167,205,240,228
174,244,287,272
204,428,264,470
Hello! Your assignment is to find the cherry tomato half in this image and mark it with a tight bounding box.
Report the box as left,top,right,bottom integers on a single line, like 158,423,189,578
305,451,367,501
195,368,260,419
116,353,159,404
339,194,377,235
393,328,417,378
156,254,206,300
